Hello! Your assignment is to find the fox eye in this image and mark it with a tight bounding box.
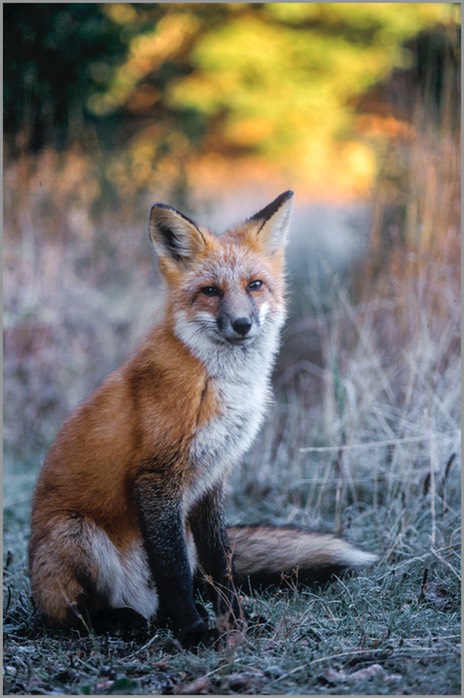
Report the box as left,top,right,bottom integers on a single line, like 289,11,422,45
200,286,222,297
248,279,263,291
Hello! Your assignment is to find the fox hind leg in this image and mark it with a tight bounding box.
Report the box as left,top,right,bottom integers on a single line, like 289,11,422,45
29,513,157,632
29,514,101,630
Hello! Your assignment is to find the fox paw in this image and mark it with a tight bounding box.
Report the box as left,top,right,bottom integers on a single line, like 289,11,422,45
177,619,219,650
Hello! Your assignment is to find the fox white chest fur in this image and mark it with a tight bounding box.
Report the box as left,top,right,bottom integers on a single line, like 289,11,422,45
185,325,283,512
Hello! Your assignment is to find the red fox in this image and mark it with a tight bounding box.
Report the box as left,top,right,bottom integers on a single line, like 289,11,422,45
28,191,376,648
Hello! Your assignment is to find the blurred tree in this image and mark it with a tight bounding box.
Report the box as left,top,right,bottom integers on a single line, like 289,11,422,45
3,3,128,153
3,2,458,195
92,2,457,195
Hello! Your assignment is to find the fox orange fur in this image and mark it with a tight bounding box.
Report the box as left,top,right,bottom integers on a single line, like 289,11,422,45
28,191,376,647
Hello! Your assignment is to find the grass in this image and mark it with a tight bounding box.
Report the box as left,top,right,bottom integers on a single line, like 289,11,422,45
3,493,461,695
3,104,461,693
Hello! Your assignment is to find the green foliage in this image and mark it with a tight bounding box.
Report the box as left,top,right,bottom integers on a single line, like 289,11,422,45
93,2,454,172
165,4,416,155
4,2,457,180
3,3,127,151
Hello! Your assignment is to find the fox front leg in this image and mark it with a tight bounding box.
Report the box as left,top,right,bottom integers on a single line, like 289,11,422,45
189,485,246,635
134,471,216,648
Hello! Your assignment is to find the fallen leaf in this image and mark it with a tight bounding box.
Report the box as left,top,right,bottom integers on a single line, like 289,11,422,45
228,670,264,692
324,664,402,685
174,675,213,695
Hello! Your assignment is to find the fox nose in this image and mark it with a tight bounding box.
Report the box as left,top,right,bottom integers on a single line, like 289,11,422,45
232,317,252,336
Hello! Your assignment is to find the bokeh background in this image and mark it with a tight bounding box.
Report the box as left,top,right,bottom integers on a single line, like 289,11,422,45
3,4,461,694
4,2,460,465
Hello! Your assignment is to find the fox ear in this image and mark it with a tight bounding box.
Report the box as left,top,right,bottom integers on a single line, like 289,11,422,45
149,203,206,263
249,190,294,253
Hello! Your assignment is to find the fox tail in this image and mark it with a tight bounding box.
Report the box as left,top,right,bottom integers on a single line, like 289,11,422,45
228,525,377,589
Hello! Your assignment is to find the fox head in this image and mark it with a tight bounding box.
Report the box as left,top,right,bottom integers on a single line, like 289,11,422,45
149,191,293,358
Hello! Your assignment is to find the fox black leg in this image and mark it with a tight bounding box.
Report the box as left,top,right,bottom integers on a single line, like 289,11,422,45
189,485,245,632
134,471,215,648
